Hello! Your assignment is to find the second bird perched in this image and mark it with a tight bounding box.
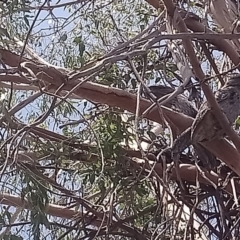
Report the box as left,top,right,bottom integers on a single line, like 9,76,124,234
191,74,240,143
173,74,240,169
146,83,216,168
148,74,240,170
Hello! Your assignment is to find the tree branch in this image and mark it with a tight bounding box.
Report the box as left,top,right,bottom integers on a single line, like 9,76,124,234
161,0,240,175
132,158,240,195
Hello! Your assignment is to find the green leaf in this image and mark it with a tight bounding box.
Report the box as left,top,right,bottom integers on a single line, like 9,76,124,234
60,33,68,41
73,36,85,57
131,78,136,89
78,41,85,57
89,173,95,184
236,116,240,126
0,27,10,38
23,15,30,27
73,36,82,44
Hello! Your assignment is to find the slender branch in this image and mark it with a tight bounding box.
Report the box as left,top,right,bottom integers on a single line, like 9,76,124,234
0,193,85,220
132,158,239,195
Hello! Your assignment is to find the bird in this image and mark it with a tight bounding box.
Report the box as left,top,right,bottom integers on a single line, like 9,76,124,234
147,85,198,118
191,74,240,143
171,74,240,169
147,84,217,168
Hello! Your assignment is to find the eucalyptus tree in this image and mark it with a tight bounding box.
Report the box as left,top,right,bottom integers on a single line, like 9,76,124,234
0,0,240,239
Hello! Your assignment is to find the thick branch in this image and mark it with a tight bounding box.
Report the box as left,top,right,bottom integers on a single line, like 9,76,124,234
1,43,240,176
0,193,84,220
132,158,239,195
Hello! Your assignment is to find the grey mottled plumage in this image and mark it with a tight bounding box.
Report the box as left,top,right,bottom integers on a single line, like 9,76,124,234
148,85,198,118
147,85,216,168
171,74,240,169
191,75,240,142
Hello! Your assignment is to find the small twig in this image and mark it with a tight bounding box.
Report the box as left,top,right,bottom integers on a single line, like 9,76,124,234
0,207,22,237
18,0,48,66
199,42,225,86
230,178,239,208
